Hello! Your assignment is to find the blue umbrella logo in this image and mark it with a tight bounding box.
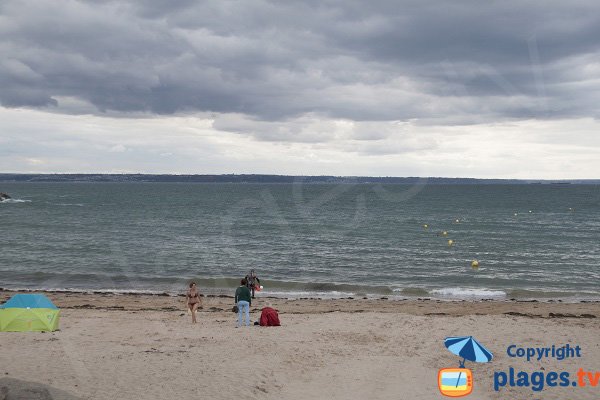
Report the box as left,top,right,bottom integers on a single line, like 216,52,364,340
445,336,493,367
443,336,493,392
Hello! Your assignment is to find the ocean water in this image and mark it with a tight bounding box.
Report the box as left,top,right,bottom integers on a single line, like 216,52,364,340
1,182,599,300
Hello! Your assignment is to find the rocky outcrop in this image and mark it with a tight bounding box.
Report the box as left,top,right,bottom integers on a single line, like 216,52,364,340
0,192,11,201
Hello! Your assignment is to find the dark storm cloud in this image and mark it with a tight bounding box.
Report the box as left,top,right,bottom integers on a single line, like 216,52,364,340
1,0,599,125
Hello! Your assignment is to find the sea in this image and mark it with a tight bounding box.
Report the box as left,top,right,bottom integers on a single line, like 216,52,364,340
1,182,599,301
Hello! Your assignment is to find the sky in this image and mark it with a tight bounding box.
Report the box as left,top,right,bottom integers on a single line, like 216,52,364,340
0,0,599,178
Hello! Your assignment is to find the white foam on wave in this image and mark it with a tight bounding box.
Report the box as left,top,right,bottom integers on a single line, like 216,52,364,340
1,199,32,203
80,288,171,295
431,288,507,298
2,286,175,296
256,290,356,299
1,286,355,299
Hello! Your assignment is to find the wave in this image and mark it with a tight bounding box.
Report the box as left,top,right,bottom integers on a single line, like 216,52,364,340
0,199,31,203
506,289,581,299
259,290,357,299
1,271,597,301
3,284,595,302
431,288,507,298
0,287,175,296
0,273,394,296
394,287,430,296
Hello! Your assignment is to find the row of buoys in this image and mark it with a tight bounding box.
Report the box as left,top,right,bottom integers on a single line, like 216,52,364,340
423,206,577,271
422,219,477,269
423,221,457,247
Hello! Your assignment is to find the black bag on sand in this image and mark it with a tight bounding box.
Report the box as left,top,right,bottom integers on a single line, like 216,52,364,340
232,305,239,313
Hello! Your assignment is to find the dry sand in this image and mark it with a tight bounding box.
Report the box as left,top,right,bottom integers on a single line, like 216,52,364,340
1,290,599,400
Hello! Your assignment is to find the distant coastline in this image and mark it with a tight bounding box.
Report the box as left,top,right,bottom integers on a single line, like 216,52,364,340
1,173,598,184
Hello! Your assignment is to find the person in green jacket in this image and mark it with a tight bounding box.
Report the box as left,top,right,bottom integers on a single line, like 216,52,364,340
235,278,252,327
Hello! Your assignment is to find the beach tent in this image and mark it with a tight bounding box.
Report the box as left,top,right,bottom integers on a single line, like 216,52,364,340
0,294,60,332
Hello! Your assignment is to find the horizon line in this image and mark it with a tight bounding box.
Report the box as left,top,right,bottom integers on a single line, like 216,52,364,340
1,173,599,181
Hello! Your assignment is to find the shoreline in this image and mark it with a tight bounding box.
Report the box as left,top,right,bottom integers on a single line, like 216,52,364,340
2,286,599,304
2,289,599,318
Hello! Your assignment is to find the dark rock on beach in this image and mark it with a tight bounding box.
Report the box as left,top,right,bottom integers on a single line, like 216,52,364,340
0,377,82,400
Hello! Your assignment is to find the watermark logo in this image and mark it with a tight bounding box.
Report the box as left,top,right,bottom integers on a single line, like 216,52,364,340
438,336,493,397
438,368,473,397
493,344,599,392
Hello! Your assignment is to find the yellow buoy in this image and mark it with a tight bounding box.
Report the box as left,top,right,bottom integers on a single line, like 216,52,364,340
442,231,448,237
448,239,454,246
454,219,460,223
529,210,533,213
471,260,480,269
423,224,429,229
514,213,518,216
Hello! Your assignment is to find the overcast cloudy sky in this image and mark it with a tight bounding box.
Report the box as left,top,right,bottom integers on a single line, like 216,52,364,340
1,0,599,178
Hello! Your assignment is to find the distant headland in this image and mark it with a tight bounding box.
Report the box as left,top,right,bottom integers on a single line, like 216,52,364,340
0,174,598,184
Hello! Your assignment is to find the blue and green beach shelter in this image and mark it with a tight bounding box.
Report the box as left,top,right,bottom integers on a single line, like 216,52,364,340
0,294,60,332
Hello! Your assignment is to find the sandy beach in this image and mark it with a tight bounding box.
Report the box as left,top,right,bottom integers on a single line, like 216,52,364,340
1,290,599,400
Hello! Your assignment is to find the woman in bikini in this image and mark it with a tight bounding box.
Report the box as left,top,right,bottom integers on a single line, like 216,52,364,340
186,282,201,323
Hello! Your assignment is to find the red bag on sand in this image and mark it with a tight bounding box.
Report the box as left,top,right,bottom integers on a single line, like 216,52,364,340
259,307,281,326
